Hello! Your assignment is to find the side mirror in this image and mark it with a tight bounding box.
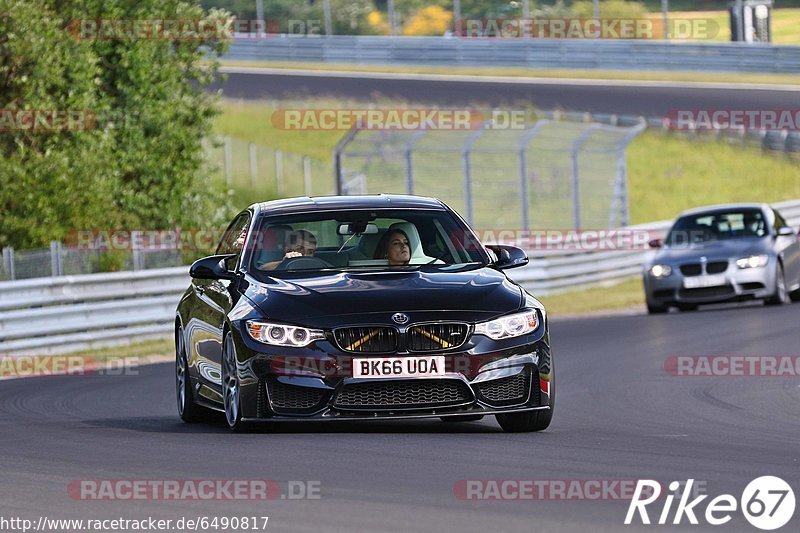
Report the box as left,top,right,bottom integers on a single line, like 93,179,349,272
190,254,237,280
486,244,528,270
777,226,794,237
648,238,663,249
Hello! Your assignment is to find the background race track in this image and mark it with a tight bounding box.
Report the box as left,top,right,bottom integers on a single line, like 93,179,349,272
217,69,800,115
2,303,798,532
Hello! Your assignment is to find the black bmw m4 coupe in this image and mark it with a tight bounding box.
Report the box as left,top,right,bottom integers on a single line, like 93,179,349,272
175,195,554,432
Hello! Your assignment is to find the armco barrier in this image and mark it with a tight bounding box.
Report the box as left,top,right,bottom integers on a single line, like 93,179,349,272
226,37,800,74
1,200,798,355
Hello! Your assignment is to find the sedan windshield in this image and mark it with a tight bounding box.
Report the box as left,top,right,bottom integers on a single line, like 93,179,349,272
665,209,767,246
246,209,488,275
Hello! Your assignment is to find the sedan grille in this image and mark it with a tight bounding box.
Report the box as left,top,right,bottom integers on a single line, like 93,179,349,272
407,323,469,352
334,327,398,353
333,379,473,410
475,368,536,407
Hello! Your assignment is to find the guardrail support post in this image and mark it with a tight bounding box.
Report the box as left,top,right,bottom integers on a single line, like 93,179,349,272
2,246,15,280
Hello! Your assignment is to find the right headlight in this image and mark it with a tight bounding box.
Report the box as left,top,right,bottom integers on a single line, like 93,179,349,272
246,320,325,347
474,310,539,340
735,255,768,269
648,264,672,278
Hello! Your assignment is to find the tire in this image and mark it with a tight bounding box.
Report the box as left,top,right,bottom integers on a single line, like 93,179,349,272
222,332,252,433
647,303,668,314
440,415,484,422
176,327,215,423
790,288,800,303
765,264,789,306
496,381,554,433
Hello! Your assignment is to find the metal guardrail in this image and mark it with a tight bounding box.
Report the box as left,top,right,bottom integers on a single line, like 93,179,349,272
1,199,799,355
226,37,800,74
0,267,188,355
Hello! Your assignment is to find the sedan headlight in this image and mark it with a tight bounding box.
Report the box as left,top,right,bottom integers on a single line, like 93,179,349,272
475,310,539,340
246,320,325,347
648,264,672,278
735,255,768,269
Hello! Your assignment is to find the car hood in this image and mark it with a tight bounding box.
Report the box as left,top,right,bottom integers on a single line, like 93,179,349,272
653,237,771,264
242,267,523,326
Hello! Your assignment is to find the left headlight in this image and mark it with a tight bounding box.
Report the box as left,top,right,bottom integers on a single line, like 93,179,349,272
246,320,325,347
474,310,539,340
735,254,768,269
648,264,672,278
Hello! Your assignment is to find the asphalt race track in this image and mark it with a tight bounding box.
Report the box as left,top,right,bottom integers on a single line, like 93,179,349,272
217,69,799,115
1,303,798,532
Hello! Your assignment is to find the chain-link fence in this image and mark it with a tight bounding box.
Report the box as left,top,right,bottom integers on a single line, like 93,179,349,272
0,242,185,281
334,113,647,231
204,136,333,201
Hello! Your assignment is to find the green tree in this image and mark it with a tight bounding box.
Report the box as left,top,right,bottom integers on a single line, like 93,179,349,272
0,0,230,249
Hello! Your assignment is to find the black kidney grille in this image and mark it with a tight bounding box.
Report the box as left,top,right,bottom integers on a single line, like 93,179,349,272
475,368,536,407
267,378,328,412
334,379,472,410
407,323,469,352
334,327,398,353
706,261,728,274
680,263,702,276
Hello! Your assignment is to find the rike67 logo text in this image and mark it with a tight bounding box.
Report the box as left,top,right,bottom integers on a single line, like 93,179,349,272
626,477,795,530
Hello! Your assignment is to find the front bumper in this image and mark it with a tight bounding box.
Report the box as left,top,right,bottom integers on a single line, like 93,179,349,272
644,261,776,306
232,325,553,420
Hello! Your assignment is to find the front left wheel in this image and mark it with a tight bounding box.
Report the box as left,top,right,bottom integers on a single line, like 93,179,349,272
222,332,251,432
496,380,555,433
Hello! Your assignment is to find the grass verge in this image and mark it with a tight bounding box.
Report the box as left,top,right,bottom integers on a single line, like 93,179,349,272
537,278,644,317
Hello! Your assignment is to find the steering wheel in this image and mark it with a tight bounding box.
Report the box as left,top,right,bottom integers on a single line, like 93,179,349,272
277,256,334,270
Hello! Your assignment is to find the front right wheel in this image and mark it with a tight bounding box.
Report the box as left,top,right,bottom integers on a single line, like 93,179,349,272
765,264,789,306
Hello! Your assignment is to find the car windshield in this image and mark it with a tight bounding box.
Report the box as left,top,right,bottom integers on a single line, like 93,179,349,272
246,208,488,276
665,209,767,246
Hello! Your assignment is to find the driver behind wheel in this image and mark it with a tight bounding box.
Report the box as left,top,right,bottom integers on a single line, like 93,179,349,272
258,229,317,270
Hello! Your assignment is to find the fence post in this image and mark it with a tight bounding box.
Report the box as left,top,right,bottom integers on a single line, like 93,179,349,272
275,149,284,196
303,156,312,196
249,143,258,187
224,136,232,186
518,120,550,232
332,127,360,195
462,122,488,225
570,124,602,229
2,246,15,280
131,231,143,271
50,240,63,277
404,129,427,196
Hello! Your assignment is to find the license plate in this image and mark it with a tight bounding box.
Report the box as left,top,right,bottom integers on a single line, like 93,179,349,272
683,274,727,289
353,356,446,379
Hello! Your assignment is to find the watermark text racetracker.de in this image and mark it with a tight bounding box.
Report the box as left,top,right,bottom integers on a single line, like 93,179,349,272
0,515,269,532
68,479,320,500
0,355,139,379
664,355,800,377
